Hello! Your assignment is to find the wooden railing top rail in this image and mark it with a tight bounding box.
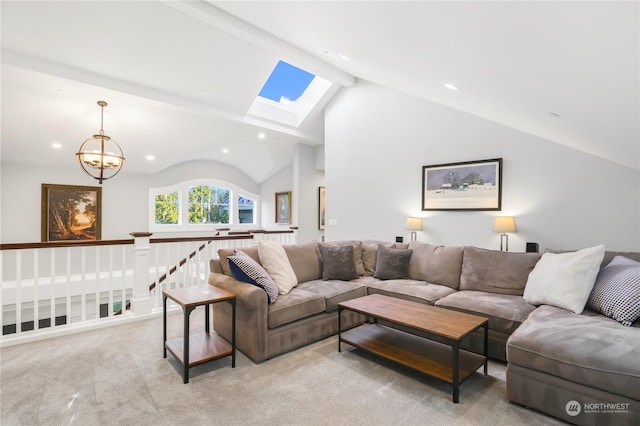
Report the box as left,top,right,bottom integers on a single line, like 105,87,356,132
0,230,294,251
0,239,134,251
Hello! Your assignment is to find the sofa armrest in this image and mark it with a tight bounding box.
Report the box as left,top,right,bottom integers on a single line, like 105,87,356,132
208,272,268,311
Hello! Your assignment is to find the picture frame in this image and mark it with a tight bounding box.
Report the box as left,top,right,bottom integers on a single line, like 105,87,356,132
275,191,292,224
422,158,502,211
318,186,326,230
41,183,102,242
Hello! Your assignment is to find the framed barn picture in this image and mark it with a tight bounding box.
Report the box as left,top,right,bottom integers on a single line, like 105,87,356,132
422,158,502,211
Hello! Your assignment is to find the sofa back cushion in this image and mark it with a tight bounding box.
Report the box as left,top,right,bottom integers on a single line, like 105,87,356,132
461,246,541,295
408,241,464,290
283,242,322,283
362,243,378,276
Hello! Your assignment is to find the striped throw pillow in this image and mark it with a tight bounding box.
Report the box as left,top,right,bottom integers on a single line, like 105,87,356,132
228,250,279,304
587,256,640,326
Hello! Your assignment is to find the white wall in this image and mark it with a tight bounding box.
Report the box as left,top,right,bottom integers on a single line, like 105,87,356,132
0,162,149,242
293,143,325,243
324,80,640,252
259,164,293,230
1,159,259,243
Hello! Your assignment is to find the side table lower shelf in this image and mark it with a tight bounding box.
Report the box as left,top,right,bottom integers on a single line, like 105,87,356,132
165,332,233,368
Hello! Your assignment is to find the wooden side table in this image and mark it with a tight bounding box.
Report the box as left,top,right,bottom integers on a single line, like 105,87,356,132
163,284,236,383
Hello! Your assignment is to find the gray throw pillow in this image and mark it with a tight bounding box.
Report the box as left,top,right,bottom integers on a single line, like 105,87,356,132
374,244,413,280
319,244,358,281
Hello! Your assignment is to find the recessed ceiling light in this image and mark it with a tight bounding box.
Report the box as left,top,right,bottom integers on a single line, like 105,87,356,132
338,54,351,61
258,133,266,139
51,143,62,149
222,148,229,154
146,155,155,161
443,83,459,91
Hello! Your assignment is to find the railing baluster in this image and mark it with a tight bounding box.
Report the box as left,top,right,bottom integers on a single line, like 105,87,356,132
66,247,71,324
81,247,86,322
95,245,100,320
121,245,127,313
16,251,22,335
108,246,114,318
50,248,56,330
33,250,39,331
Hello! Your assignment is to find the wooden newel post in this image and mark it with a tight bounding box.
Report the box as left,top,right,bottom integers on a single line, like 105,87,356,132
130,232,153,315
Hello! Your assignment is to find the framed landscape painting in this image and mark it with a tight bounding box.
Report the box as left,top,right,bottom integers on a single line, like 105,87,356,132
41,184,102,242
422,158,502,211
275,191,292,224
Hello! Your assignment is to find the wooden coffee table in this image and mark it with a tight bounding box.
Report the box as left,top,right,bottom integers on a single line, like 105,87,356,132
338,294,488,403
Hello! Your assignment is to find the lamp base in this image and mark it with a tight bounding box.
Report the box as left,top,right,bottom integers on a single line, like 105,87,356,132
410,231,417,241
500,233,509,251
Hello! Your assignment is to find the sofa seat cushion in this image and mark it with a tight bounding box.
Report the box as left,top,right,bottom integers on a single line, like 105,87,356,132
507,304,640,400
296,280,367,312
435,291,536,334
267,288,326,329
366,279,457,305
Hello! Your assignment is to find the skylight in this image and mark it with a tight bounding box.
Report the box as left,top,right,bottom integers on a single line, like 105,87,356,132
248,60,333,128
259,61,315,104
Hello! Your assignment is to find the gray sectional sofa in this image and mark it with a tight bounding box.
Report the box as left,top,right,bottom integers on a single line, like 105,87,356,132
208,239,640,425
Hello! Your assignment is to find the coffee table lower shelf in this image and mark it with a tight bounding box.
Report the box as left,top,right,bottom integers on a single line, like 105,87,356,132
165,332,233,367
340,324,486,390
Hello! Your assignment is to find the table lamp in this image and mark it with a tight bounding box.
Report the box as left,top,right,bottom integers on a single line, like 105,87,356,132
494,216,516,251
406,217,423,241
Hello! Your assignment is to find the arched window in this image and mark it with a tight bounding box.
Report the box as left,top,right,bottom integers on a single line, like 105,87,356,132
149,179,259,232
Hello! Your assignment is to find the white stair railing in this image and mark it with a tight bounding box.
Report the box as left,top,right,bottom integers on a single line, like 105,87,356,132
0,229,296,347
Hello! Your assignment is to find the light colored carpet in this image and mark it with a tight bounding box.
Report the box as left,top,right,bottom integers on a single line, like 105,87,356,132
1,309,565,425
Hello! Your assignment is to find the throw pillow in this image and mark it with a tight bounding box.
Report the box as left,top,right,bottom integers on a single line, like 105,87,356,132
228,250,279,304
587,256,640,326
374,244,413,280
258,239,298,295
523,244,605,314
319,241,366,276
319,244,358,281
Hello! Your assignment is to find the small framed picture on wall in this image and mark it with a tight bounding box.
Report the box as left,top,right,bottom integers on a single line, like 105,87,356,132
275,191,292,224
318,186,326,230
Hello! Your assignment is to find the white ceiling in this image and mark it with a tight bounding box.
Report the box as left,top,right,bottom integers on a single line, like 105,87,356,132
1,1,638,185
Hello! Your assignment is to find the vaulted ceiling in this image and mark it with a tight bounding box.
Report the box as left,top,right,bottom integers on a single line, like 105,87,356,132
1,1,638,184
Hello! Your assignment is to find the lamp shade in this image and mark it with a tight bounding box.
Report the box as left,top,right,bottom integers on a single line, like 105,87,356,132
406,217,423,230
494,216,516,233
